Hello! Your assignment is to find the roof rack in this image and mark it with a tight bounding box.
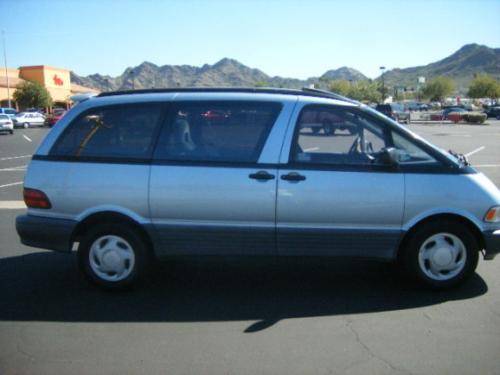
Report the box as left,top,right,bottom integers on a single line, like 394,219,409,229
97,87,358,104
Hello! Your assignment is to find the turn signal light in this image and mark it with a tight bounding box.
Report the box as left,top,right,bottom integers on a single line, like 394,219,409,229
23,188,52,209
484,206,500,223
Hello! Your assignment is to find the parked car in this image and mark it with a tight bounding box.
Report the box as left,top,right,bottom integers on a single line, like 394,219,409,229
46,109,67,127
483,106,500,119
12,112,46,128
375,103,410,123
16,88,500,290
442,107,468,120
0,107,18,119
0,114,14,134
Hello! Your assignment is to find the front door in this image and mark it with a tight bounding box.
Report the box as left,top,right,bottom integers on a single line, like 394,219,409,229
277,104,405,260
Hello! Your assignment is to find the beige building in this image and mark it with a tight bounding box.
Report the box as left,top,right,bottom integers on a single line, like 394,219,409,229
0,65,98,110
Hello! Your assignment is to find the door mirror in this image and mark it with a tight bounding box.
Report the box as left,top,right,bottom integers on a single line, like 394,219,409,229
378,147,399,166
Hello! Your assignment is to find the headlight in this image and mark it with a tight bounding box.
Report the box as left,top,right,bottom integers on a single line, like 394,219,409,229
484,206,500,222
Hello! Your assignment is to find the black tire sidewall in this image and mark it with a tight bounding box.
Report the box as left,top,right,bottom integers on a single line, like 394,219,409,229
403,221,479,289
77,223,148,289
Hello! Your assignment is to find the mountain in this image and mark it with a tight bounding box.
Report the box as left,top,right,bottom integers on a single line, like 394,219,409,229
71,59,365,92
381,44,500,93
320,66,367,81
71,44,499,93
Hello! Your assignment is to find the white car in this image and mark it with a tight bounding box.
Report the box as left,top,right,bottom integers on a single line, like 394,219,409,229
0,114,14,134
13,112,46,128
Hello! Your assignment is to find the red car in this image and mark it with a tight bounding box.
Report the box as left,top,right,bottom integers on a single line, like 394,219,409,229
47,110,66,127
200,110,229,121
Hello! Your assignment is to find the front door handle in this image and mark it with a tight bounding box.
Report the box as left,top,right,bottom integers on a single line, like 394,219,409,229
249,171,275,181
281,172,306,182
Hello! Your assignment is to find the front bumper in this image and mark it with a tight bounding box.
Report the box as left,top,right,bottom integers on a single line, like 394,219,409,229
483,229,500,260
16,214,77,253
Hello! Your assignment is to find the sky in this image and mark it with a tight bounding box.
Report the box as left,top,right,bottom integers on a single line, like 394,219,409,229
1,0,499,79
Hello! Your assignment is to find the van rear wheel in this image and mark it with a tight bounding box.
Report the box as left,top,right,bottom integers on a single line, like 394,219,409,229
77,223,149,289
400,220,479,289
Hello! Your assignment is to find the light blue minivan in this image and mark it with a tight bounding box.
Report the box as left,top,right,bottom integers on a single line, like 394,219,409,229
16,88,500,289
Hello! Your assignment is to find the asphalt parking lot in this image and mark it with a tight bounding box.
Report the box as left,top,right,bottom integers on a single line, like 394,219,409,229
1,122,500,375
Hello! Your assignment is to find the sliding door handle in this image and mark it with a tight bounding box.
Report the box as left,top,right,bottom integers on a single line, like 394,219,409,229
249,171,275,181
281,172,306,182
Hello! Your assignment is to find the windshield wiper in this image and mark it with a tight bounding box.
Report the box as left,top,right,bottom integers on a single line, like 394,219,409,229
448,150,470,166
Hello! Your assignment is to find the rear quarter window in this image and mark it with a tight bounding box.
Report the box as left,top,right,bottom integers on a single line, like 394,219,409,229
50,103,164,159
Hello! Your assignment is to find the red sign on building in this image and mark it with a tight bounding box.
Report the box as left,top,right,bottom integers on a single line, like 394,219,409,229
53,74,64,86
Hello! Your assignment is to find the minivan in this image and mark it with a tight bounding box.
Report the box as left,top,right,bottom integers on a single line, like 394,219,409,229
16,88,500,289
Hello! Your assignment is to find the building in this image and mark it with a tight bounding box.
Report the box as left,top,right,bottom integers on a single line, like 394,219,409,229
0,65,98,110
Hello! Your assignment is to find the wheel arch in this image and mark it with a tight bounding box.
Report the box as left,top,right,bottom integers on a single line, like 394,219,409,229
398,213,485,259
71,211,155,256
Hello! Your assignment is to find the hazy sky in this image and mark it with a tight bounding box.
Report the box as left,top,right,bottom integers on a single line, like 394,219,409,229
1,0,499,79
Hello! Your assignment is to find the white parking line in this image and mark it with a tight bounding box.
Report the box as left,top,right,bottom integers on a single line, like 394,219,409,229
0,165,26,171
475,164,500,168
0,200,25,209
465,146,485,157
304,147,320,152
0,155,31,161
0,181,23,189
23,135,32,142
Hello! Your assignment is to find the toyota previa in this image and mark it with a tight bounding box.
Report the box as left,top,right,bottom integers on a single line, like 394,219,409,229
16,88,500,289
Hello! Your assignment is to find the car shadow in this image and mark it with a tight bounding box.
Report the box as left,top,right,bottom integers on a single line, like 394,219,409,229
0,252,488,332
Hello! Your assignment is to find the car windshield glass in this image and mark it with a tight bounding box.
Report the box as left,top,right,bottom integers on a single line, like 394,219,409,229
17,112,25,116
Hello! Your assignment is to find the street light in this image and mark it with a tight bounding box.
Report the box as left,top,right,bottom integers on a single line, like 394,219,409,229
2,30,11,108
379,66,386,103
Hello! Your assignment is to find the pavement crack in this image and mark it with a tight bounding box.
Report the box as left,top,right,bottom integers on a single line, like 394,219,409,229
345,318,415,375
16,342,36,362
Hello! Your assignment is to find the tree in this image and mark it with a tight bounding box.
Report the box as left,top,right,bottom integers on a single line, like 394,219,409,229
13,80,53,109
328,80,351,96
254,81,268,88
329,79,381,103
467,74,500,98
421,76,455,102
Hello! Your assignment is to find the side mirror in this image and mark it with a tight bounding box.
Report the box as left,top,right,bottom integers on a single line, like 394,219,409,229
379,147,399,166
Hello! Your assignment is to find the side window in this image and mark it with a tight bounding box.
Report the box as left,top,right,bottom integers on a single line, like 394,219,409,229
391,132,438,165
50,103,163,159
292,105,389,166
154,101,281,163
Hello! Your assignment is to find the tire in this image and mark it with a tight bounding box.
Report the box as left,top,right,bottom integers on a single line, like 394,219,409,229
399,219,479,289
23,122,29,129
77,222,151,289
311,127,320,135
9,129,13,135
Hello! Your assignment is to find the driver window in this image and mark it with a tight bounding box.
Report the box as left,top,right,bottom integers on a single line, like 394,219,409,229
292,105,388,166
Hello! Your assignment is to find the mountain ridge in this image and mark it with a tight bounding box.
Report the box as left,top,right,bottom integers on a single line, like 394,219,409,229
71,43,499,93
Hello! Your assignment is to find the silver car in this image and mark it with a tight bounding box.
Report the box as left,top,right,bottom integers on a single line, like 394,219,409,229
16,88,500,289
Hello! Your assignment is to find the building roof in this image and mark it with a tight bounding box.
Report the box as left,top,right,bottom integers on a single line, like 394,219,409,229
0,76,25,88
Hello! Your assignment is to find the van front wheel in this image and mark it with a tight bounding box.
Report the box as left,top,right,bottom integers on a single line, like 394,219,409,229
77,223,149,289
400,220,479,289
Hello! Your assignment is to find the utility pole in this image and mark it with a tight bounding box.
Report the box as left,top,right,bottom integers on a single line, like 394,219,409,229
2,30,12,108
379,66,386,103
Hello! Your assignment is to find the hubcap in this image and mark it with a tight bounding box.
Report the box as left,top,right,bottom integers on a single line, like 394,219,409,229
88,235,135,282
418,233,466,281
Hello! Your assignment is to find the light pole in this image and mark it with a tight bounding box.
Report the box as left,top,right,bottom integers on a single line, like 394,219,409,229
379,66,386,103
2,30,11,108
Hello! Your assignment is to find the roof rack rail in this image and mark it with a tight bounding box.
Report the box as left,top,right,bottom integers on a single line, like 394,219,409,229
97,86,359,104
300,87,360,105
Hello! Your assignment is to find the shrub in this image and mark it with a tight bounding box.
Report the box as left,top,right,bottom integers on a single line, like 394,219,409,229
462,112,487,124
